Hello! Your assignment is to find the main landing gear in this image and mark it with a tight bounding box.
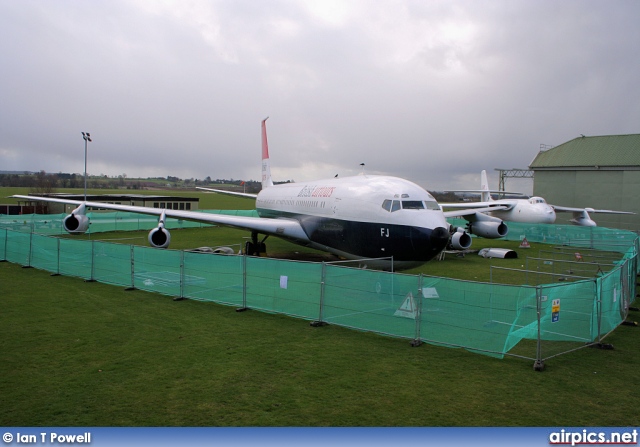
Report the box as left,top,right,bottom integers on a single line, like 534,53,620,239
244,231,268,256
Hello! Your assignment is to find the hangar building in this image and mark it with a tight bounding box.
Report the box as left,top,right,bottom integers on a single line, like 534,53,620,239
529,134,640,231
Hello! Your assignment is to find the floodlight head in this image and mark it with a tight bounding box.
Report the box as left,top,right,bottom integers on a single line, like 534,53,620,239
82,132,85,136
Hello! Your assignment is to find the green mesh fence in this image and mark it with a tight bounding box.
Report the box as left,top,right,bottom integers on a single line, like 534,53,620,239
1,218,638,363
183,251,245,306
321,267,419,340
419,277,539,358
245,257,323,320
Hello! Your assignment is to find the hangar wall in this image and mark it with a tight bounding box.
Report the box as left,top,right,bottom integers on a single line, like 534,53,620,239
533,170,640,230
529,134,640,232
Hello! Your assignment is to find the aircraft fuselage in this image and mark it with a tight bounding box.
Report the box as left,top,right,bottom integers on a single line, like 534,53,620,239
256,175,450,268
487,198,556,224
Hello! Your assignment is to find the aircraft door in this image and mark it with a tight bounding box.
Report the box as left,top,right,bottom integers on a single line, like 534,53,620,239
332,197,341,214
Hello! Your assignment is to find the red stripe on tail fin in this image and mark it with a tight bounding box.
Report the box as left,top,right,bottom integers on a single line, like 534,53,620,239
261,117,269,160
261,117,274,188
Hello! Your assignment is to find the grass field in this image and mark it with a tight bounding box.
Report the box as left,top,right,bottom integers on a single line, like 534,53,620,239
2,187,640,426
1,261,639,426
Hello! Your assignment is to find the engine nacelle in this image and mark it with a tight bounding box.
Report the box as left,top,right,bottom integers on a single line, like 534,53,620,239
148,226,171,248
570,209,597,227
449,228,472,250
148,211,171,248
63,204,90,234
466,213,508,239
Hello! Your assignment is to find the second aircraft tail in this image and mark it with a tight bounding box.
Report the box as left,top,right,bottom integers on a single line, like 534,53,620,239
480,170,492,202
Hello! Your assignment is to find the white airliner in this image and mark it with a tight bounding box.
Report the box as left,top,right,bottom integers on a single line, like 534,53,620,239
13,120,508,269
440,170,633,227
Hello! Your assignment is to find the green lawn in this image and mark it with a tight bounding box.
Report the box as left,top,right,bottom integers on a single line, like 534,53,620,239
1,260,639,426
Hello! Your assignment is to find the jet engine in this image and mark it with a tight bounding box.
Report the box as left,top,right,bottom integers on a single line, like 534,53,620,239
147,211,171,249
465,213,508,239
63,203,90,234
448,227,472,250
570,209,597,227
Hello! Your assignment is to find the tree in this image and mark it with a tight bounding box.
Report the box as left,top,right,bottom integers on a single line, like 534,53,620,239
30,171,58,194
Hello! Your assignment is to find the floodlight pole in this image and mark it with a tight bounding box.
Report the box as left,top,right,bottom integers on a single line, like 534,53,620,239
82,132,92,201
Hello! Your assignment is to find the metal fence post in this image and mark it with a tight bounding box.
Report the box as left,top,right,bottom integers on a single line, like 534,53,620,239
173,250,186,301
86,240,96,282
51,237,61,276
125,245,136,291
534,285,544,371
595,278,603,344
411,274,423,347
311,262,328,327
1,228,7,262
236,252,249,312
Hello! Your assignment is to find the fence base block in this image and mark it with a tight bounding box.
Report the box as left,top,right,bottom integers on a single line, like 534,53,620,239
533,360,545,371
310,321,328,327
590,342,615,350
410,339,423,347
236,307,250,312
84,279,96,283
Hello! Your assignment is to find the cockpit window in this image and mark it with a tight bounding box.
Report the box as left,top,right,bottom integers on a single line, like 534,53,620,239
529,197,547,205
382,199,402,212
402,200,425,210
383,199,441,212
425,200,440,210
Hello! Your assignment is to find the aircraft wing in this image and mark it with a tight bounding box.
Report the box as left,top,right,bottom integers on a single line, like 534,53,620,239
196,186,258,199
442,189,525,196
440,200,515,211
11,195,310,241
550,205,634,215
441,205,509,218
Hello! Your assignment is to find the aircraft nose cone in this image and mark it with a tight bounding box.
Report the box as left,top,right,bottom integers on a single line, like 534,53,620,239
430,226,450,251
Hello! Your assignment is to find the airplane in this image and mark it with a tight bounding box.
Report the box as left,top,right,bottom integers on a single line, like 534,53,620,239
439,170,633,227
12,119,509,269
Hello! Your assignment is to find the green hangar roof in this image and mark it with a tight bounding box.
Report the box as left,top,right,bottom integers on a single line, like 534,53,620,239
529,134,640,169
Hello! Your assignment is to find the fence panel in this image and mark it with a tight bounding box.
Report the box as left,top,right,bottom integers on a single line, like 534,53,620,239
598,268,627,335
92,241,135,287
183,252,244,306
0,229,5,260
58,238,94,280
245,257,322,320
133,246,182,297
538,280,597,343
321,266,420,339
418,277,537,358
29,233,59,274
5,230,31,265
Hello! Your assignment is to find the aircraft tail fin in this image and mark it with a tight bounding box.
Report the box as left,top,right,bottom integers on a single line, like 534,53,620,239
261,117,274,189
480,170,492,202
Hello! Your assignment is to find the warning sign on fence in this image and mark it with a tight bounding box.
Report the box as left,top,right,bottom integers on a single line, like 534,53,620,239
394,292,417,319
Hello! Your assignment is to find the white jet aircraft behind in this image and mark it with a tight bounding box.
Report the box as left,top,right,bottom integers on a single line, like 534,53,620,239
13,120,508,269
440,170,633,227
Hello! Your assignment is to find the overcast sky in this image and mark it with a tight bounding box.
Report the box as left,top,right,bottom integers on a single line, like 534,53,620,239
1,0,639,193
